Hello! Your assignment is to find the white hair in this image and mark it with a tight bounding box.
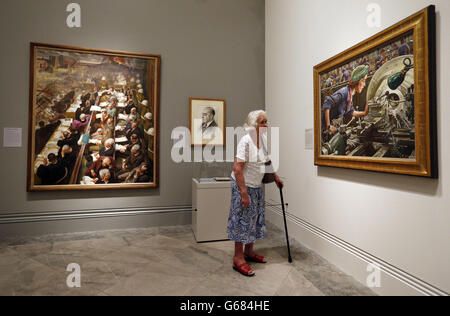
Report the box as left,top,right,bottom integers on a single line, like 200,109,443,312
105,138,114,146
99,168,110,178
244,110,267,131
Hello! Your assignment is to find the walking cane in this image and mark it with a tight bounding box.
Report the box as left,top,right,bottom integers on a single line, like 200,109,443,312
279,186,293,263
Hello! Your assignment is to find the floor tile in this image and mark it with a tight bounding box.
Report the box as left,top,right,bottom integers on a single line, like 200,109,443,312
274,268,324,296
103,271,200,296
0,224,376,296
186,279,260,296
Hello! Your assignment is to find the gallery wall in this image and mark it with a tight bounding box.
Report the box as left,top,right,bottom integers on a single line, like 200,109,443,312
0,0,265,230
265,0,449,295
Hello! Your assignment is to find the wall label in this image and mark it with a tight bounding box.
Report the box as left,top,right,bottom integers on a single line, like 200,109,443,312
3,128,22,148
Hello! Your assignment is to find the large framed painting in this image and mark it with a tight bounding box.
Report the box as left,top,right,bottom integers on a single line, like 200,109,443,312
314,6,437,178
190,97,226,146
28,43,160,191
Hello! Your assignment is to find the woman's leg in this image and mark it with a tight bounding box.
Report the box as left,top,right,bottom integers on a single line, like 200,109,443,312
233,242,255,276
234,242,245,265
244,243,254,257
242,187,267,262
244,242,267,263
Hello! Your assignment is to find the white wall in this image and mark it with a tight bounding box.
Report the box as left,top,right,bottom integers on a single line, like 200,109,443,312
266,0,449,295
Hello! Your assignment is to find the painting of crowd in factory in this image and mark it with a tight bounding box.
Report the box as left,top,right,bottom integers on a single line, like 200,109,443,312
319,32,416,159
29,44,160,190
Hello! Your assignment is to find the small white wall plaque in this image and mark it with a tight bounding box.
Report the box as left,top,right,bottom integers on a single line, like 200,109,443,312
3,128,22,148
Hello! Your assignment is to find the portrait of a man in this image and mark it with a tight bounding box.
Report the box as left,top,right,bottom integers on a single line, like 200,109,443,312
201,106,219,141
190,98,225,146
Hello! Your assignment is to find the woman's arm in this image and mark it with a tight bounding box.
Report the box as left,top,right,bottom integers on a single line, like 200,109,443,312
324,109,336,134
353,100,370,118
233,159,250,208
274,173,284,189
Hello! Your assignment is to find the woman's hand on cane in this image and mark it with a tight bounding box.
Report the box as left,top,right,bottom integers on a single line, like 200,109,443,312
275,175,284,189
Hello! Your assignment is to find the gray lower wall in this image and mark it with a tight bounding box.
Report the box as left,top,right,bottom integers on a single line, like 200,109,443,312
0,0,265,233
0,207,193,238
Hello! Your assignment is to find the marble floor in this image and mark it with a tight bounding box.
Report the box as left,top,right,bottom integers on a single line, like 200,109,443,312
0,222,376,296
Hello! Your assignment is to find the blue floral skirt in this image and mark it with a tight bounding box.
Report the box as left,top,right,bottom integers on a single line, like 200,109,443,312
227,178,266,244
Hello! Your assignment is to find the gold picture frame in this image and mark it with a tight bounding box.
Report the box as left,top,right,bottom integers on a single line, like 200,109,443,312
28,43,161,191
313,6,437,178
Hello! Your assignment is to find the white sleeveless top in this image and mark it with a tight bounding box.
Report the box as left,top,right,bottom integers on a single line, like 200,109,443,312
231,134,270,188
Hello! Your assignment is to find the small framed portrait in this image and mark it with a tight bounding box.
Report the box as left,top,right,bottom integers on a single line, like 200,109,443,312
190,98,226,146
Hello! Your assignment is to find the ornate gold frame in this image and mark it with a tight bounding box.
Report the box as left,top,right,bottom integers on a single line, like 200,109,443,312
313,6,437,178
28,43,161,191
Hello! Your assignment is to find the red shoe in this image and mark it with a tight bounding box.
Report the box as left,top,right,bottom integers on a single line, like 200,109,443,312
244,254,267,264
233,262,255,277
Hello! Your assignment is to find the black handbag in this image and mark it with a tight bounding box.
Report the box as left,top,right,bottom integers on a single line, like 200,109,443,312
261,139,276,184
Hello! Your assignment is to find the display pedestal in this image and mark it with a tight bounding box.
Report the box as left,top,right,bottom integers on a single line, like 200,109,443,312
192,178,231,242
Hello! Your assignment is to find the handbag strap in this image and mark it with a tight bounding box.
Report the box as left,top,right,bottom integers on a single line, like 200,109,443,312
260,135,271,164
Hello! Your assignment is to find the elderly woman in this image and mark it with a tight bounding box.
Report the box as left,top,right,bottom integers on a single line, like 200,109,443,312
228,110,284,277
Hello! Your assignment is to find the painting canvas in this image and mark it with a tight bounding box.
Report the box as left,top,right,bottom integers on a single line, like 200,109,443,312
314,6,437,178
190,98,226,146
320,32,415,158
28,43,160,191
